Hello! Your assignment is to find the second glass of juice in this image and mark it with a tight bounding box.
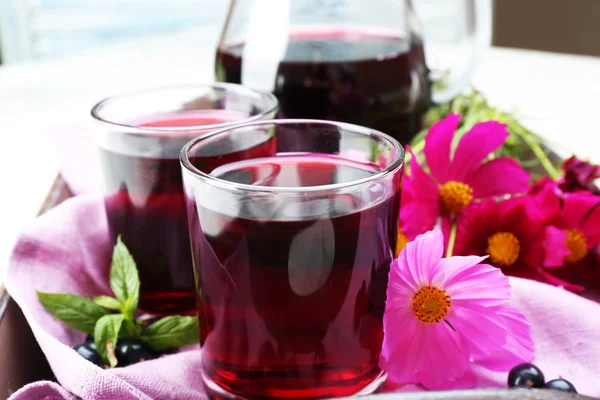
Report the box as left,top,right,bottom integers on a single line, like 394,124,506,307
91,84,278,315
181,119,404,398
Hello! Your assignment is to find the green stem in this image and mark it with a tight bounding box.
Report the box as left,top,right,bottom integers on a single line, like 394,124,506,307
511,125,561,180
445,221,457,258
410,138,425,155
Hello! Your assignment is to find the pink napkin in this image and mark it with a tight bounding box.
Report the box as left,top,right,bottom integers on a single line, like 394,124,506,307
5,195,600,399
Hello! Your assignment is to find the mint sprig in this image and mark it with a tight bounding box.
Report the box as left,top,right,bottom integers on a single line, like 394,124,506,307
95,314,124,367
37,235,200,367
109,236,140,318
36,292,109,333
141,315,199,351
92,296,122,311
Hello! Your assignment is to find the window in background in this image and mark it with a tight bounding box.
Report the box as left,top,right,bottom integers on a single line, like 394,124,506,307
0,0,227,64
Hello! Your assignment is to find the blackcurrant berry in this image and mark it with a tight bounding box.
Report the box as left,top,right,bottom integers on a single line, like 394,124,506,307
545,379,577,393
115,339,155,367
507,363,545,388
74,344,104,367
153,347,178,358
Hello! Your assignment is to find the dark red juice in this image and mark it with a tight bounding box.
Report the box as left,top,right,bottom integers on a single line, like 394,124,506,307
189,155,401,398
216,28,430,144
99,110,275,315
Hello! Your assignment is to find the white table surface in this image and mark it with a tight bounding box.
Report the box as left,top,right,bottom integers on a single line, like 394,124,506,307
2,26,600,283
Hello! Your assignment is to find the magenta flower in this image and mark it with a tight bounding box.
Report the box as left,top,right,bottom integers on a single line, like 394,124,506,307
558,155,600,194
540,190,600,291
400,114,530,238
381,229,534,390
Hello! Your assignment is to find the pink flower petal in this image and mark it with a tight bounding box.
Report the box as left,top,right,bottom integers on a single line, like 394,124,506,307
380,309,421,384
407,146,439,201
543,226,570,268
465,157,530,198
450,121,510,182
400,229,444,287
565,195,600,247
416,323,472,390
383,315,471,390
434,259,511,306
424,113,461,184
473,305,534,371
528,179,563,225
447,302,508,359
400,198,440,241
381,305,414,359
563,194,600,245
387,259,417,309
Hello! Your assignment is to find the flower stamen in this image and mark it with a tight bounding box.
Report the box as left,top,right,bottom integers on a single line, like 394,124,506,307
412,286,452,324
487,232,520,267
439,181,473,213
564,228,587,264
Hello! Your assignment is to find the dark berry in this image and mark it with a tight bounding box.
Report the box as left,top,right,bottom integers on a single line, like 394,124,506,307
545,379,577,393
509,385,533,389
152,347,179,358
74,343,104,367
508,363,545,388
115,339,155,367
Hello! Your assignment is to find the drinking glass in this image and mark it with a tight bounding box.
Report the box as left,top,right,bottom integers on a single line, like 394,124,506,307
181,119,405,399
91,84,278,315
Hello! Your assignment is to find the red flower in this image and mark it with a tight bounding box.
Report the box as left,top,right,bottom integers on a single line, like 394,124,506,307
453,197,565,287
540,190,600,291
558,156,600,194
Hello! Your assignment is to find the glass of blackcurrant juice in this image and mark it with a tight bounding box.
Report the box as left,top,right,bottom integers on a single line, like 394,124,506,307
181,119,404,399
91,84,278,316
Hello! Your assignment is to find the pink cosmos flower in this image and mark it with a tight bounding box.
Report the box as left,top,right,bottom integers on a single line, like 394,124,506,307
381,229,534,390
400,113,530,239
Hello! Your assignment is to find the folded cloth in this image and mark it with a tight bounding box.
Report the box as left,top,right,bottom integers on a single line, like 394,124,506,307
8,381,76,400
6,195,600,399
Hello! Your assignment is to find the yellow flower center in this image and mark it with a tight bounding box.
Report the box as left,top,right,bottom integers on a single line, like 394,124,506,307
486,232,520,267
564,228,588,264
439,181,473,213
412,286,452,324
395,230,409,257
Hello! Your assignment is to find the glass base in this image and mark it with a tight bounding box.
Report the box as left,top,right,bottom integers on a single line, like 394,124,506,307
201,368,387,400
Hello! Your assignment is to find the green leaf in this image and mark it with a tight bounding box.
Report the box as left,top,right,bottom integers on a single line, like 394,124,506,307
92,296,122,311
120,318,142,339
95,314,125,367
110,236,140,316
141,316,199,351
37,292,109,334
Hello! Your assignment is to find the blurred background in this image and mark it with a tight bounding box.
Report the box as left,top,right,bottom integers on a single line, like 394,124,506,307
0,0,598,65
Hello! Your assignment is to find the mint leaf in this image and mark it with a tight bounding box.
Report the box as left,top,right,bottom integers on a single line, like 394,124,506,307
110,236,140,316
120,318,142,339
95,314,124,367
141,316,199,351
37,292,109,334
92,296,122,311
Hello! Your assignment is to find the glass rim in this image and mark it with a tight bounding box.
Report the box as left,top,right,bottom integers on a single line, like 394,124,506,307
180,119,405,194
90,83,279,133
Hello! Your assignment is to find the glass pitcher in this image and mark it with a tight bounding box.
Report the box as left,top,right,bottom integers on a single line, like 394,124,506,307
215,0,492,145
